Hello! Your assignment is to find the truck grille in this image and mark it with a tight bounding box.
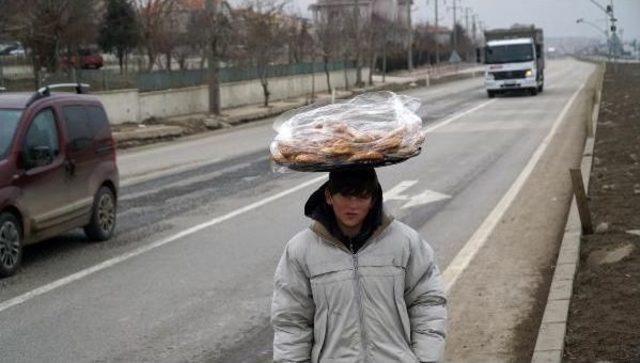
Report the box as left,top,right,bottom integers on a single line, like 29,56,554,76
492,70,527,80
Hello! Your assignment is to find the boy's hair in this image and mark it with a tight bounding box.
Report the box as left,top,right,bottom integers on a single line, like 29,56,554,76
327,167,379,198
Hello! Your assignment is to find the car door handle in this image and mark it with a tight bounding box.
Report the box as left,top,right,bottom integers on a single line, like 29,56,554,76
96,145,114,155
64,159,76,175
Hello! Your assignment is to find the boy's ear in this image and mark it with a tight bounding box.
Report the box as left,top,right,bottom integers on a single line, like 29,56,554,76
324,189,333,205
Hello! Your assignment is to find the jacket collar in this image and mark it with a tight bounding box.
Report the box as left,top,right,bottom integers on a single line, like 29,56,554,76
310,214,395,252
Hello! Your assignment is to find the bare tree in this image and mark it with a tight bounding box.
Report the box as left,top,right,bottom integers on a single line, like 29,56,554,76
313,8,342,93
413,23,437,66
364,13,396,85
5,0,99,86
134,0,177,71
238,1,288,107
285,16,313,64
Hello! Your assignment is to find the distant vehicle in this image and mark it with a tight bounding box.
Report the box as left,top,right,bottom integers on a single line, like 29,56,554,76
0,42,24,56
8,47,25,57
482,26,545,98
0,84,119,277
61,49,104,70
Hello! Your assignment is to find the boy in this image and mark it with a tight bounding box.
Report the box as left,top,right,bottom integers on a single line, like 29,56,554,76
271,167,447,362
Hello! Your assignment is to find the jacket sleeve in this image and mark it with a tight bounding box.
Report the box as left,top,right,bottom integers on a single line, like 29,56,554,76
404,237,447,362
271,242,315,363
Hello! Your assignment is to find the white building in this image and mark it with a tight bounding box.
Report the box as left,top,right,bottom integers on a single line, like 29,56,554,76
309,0,412,28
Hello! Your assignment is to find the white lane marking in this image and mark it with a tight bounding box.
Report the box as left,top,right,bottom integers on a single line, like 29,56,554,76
423,99,496,133
0,96,496,313
0,175,326,314
442,79,589,293
401,189,451,209
384,180,418,201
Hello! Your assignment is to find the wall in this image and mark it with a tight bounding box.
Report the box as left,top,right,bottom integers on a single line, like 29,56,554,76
97,89,140,125
97,68,368,124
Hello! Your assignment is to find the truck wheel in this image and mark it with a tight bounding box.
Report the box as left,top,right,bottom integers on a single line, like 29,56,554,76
84,186,117,241
530,88,538,96
538,84,544,93
487,90,495,98
0,212,23,278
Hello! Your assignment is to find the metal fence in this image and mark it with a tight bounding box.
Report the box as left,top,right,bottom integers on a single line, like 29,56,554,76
136,61,354,92
0,61,356,93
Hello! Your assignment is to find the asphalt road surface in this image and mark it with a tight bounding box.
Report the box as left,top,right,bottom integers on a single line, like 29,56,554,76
0,59,595,362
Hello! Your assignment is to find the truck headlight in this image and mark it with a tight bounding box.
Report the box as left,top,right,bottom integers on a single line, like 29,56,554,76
525,69,533,77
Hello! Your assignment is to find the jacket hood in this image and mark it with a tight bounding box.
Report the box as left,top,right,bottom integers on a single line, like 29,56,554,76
304,179,387,251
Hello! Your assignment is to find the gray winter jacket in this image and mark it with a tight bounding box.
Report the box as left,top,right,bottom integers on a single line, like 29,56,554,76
271,217,447,363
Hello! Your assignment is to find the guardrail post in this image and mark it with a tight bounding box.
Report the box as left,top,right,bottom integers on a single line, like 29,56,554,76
570,168,594,234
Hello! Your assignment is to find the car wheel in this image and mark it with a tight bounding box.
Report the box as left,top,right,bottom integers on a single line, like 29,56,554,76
84,186,117,241
0,212,22,277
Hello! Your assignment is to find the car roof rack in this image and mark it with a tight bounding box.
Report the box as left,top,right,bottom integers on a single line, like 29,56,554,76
26,82,90,107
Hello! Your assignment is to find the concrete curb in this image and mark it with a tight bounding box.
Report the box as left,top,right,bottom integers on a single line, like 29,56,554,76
531,64,605,363
113,125,183,142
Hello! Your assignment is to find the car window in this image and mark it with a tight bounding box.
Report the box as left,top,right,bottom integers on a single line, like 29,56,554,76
24,108,60,169
86,106,110,137
63,105,92,151
0,109,23,159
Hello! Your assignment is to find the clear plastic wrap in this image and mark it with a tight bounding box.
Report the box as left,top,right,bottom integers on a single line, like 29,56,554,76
270,91,426,172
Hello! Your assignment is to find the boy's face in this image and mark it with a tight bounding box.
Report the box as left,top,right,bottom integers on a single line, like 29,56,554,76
325,190,374,231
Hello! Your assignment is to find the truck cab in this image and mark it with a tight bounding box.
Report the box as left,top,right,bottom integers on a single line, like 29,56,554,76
483,27,544,98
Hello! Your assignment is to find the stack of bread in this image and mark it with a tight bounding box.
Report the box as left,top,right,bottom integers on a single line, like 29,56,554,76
270,92,426,171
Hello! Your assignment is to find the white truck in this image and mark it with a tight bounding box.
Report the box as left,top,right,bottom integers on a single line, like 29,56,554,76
483,26,544,98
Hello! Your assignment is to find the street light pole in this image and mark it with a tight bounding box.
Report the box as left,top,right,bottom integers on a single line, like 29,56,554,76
586,0,618,61
576,18,610,61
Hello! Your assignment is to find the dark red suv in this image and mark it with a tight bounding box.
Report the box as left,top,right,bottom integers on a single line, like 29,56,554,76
0,84,118,277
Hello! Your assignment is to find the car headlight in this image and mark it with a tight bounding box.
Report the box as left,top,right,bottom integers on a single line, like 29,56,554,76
486,72,494,80
525,69,533,77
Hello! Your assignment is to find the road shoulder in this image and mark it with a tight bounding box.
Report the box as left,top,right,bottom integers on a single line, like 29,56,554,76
444,65,599,361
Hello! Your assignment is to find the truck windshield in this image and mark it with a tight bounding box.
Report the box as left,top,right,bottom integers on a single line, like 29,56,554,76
0,109,23,159
485,44,534,64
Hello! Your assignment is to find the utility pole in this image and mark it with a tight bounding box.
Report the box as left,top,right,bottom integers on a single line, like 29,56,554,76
450,0,460,52
464,8,472,62
587,0,618,61
472,14,479,42
206,0,221,115
406,0,414,71
434,0,440,67
465,7,470,36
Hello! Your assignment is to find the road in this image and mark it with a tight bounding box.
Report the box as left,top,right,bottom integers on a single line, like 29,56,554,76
0,59,596,362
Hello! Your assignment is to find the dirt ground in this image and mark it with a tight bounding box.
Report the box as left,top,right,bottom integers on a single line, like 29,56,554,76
564,63,640,361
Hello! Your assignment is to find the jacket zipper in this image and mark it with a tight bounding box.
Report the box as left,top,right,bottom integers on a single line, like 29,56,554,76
350,240,368,361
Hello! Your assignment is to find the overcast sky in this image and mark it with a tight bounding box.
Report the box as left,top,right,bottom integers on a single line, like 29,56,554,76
277,0,640,41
